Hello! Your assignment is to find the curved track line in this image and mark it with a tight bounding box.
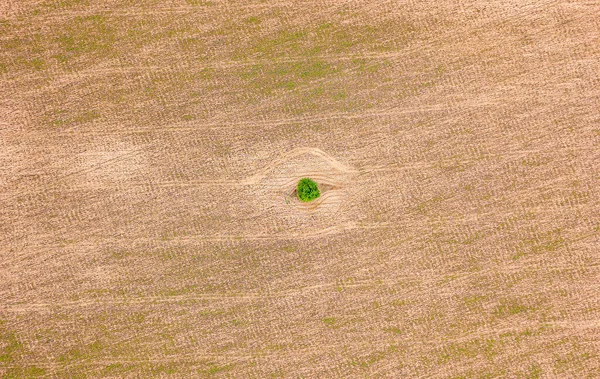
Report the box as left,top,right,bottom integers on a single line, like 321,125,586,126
241,147,357,185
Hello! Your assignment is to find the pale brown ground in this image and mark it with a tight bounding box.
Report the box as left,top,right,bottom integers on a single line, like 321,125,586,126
1,0,600,378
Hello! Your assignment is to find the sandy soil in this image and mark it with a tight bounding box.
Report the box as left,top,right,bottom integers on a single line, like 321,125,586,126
1,0,599,377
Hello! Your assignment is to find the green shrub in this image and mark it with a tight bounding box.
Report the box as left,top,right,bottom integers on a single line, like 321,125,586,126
297,178,320,202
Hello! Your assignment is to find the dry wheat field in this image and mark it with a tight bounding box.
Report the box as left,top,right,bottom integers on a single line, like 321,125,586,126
1,0,599,378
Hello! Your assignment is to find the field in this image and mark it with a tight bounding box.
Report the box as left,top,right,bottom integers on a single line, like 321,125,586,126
1,0,600,377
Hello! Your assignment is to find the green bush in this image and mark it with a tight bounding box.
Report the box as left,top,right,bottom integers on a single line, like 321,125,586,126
297,178,320,202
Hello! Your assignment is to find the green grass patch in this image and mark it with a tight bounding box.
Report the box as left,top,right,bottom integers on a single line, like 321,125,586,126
41,0,87,9
493,300,530,317
463,295,485,309
514,228,565,260
199,362,235,376
240,60,336,95
0,326,23,364
242,22,401,61
46,109,100,128
250,30,307,57
349,345,399,368
56,15,116,59
245,16,261,25
297,178,320,202
384,327,402,335
101,363,134,376
3,366,46,379
437,338,498,364
526,362,542,379
186,0,215,5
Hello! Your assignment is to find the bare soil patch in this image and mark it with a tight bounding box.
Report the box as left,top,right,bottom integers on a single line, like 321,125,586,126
1,0,599,378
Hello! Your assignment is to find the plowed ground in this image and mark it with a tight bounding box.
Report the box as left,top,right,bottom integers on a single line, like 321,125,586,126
1,0,599,378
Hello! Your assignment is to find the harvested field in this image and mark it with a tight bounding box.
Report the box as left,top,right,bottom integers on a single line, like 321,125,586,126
1,0,600,377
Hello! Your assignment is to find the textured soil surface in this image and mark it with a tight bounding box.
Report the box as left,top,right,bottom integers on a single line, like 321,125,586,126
1,0,599,378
